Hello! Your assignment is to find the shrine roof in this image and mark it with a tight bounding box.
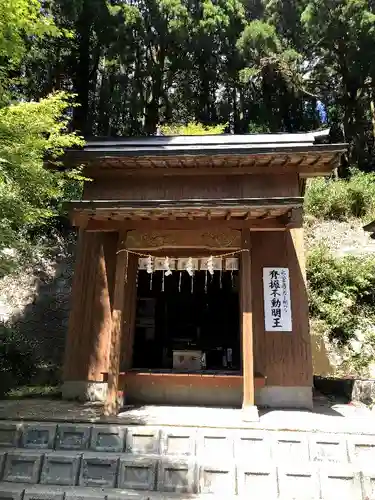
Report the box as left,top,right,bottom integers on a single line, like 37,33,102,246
69,129,346,159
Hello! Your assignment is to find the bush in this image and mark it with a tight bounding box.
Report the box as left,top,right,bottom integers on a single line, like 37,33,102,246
304,170,375,221
307,245,375,375
160,122,227,135
0,325,37,397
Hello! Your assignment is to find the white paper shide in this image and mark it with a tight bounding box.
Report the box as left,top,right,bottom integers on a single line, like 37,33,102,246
263,267,292,332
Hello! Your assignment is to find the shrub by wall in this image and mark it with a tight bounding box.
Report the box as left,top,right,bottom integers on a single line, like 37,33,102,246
304,171,375,221
307,245,375,376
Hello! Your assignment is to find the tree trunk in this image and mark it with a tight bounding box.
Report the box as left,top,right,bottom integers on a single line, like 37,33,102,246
72,0,93,135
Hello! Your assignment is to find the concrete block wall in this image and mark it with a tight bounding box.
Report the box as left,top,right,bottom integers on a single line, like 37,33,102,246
0,420,375,499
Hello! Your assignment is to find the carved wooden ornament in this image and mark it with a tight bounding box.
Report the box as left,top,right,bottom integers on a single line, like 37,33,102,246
126,229,241,250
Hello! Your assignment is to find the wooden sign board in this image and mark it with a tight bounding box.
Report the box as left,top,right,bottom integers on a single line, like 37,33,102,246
263,267,292,332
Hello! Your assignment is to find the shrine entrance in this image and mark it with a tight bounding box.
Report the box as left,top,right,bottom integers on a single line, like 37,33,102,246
62,131,346,414
132,268,241,373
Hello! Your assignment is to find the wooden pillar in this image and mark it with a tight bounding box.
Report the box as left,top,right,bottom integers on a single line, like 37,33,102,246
104,232,128,416
121,253,138,370
63,229,117,396
240,228,256,412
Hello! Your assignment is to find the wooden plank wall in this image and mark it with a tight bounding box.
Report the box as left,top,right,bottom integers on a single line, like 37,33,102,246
63,230,118,382
251,228,312,387
83,173,299,201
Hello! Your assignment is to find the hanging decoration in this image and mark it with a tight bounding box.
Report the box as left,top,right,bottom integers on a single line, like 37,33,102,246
138,255,239,273
225,257,239,271
136,251,241,292
206,256,214,275
163,257,172,276
146,255,153,274
186,257,194,277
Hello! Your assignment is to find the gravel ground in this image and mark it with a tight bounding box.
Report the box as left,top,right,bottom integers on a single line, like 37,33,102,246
305,218,375,257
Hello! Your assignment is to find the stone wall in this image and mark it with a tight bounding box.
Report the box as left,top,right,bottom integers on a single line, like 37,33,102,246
0,235,76,373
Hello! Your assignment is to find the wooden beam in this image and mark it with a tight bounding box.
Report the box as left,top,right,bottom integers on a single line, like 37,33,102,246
104,232,128,416
81,218,289,232
240,228,255,410
67,196,303,211
277,207,303,228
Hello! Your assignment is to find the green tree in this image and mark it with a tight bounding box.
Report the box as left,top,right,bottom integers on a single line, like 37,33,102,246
0,0,82,273
301,0,375,171
0,92,83,274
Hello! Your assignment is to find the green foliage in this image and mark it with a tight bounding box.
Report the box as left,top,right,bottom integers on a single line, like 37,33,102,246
0,91,83,275
304,171,375,221
160,122,227,135
7,385,60,399
0,325,37,397
2,0,375,168
237,20,281,61
0,0,58,65
307,245,375,344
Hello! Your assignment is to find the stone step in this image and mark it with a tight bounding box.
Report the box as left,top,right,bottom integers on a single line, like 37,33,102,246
0,484,240,500
0,466,374,500
2,420,375,462
0,448,375,498
1,420,375,499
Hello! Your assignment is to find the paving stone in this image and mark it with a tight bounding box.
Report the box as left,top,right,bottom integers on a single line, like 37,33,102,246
272,432,310,463
348,435,375,464
125,427,160,455
3,452,42,483
160,428,196,457
90,426,125,453
0,424,20,448
362,469,375,500
234,430,272,462
157,457,196,493
40,452,81,486
22,425,57,450
237,464,278,498
0,451,6,479
309,434,348,463
55,425,90,451
118,456,157,491
64,486,107,500
0,483,25,500
105,491,151,500
23,486,65,500
199,462,235,495
319,465,363,500
197,429,234,460
79,453,119,488
278,465,320,499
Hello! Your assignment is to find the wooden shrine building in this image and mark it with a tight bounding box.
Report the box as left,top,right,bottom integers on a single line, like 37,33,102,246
62,131,346,416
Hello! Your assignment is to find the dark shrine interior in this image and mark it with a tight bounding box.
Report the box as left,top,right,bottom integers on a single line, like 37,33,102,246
132,269,241,372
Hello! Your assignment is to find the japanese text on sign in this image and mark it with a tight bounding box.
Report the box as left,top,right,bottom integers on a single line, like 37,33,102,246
263,267,292,332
